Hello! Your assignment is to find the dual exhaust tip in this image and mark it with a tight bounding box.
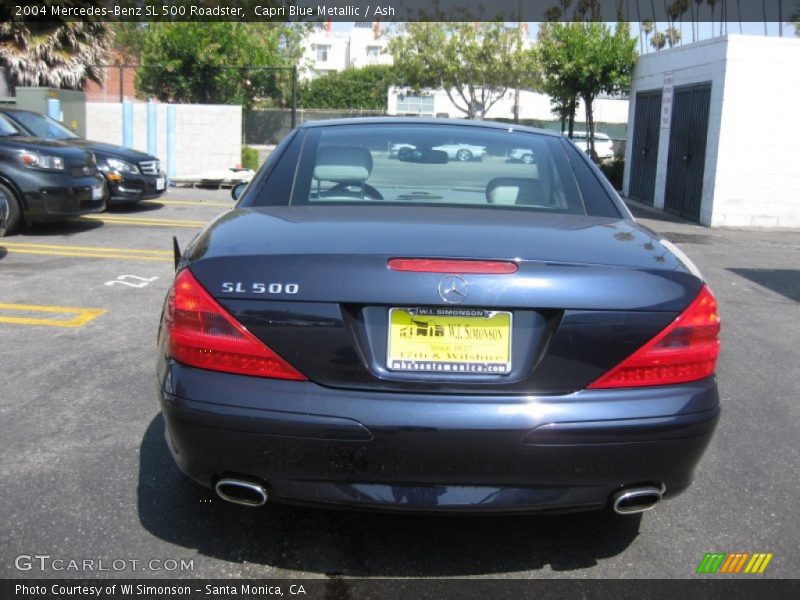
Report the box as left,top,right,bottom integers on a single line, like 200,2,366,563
215,478,268,507
611,483,666,515
215,478,666,514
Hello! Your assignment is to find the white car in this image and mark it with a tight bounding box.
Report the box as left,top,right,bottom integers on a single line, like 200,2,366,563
508,148,536,164
565,131,615,160
390,142,486,162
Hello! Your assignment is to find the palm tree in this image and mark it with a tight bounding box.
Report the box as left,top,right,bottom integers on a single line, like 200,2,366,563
736,0,743,34
707,0,719,37
650,31,668,50
0,20,111,90
641,20,655,51
692,0,705,42
666,26,682,46
635,0,645,52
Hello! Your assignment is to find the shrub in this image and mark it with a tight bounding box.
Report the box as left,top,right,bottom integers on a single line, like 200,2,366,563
241,146,259,171
599,157,624,191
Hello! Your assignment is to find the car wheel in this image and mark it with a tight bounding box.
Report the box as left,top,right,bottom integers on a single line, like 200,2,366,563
456,149,472,162
0,182,23,237
521,153,534,164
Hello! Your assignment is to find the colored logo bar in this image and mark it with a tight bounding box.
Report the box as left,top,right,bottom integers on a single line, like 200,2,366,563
696,552,773,574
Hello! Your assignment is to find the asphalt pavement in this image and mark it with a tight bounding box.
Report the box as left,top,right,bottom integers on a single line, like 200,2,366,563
0,188,798,580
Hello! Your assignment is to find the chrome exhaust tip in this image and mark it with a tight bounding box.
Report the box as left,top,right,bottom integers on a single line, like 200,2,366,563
612,483,666,515
215,478,268,507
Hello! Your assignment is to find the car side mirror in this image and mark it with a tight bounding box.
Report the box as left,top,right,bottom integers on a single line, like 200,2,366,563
231,181,247,201
0,193,8,237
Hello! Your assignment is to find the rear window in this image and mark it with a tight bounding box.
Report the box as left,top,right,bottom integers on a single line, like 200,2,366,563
287,124,599,215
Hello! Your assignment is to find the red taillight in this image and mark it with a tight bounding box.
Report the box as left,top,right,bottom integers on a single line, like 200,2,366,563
164,269,306,380
388,258,518,274
588,285,720,389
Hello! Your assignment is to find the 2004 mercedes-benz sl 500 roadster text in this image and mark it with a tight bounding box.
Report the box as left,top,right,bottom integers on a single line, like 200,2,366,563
156,119,720,515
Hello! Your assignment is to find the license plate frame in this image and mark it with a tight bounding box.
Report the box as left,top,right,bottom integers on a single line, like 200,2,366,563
387,307,512,375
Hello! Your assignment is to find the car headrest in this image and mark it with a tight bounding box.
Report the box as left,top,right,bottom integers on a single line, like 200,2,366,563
485,177,547,206
313,146,373,182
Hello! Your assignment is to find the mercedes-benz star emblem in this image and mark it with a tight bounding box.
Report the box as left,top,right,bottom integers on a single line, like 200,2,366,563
438,276,469,304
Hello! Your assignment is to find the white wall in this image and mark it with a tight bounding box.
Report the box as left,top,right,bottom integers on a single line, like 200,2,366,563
625,34,800,227
712,35,800,227
388,87,629,125
85,102,241,177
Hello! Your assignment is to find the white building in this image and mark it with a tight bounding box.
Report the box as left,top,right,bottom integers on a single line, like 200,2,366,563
300,22,392,80
387,87,629,126
623,34,800,227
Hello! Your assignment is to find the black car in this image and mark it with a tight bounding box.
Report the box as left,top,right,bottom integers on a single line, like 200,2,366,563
0,108,166,207
157,118,720,515
0,190,9,236
0,113,105,236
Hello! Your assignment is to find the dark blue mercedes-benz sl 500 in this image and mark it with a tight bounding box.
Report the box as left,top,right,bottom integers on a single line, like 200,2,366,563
156,118,720,515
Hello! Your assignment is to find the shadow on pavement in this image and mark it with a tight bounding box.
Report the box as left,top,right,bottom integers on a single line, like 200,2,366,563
624,199,695,225
138,415,642,576
728,268,800,303
21,219,104,236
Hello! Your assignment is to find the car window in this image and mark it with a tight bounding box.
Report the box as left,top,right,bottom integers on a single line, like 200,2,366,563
286,124,597,215
0,114,23,137
8,111,80,140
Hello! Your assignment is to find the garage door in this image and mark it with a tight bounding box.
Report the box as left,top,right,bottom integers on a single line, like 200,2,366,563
664,83,712,222
628,90,662,205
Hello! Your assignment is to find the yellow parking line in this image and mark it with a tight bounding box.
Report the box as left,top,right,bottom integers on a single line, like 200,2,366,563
4,248,173,262
80,214,206,228
1,242,173,262
143,199,230,207
0,303,105,328
2,242,171,255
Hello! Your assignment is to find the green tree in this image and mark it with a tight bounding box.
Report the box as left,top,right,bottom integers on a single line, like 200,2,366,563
135,23,303,107
0,6,111,89
790,7,800,36
538,21,637,160
109,22,146,63
298,65,399,111
388,22,539,120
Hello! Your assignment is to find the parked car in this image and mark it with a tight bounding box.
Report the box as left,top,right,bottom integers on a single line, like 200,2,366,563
0,113,105,236
0,190,8,236
507,147,536,164
157,118,720,515
390,142,486,162
565,131,615,160
0,108,166,207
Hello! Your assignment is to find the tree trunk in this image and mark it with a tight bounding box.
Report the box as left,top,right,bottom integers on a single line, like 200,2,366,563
584,93,597,161
650,0,658,37
636,0,644,53
567,96,576,138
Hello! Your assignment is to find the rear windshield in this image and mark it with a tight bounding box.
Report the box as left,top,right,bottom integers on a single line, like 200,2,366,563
286,124,598,215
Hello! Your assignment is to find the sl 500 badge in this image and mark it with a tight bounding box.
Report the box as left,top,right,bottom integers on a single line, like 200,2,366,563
221,282,299,295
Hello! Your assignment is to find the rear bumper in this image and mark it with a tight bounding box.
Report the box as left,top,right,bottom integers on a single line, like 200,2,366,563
158,360,719,513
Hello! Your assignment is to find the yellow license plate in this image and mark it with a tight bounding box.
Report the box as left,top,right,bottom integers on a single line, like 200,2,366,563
387,308,512,374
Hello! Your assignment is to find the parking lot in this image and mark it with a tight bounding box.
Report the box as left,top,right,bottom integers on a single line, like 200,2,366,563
1,188,798,579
